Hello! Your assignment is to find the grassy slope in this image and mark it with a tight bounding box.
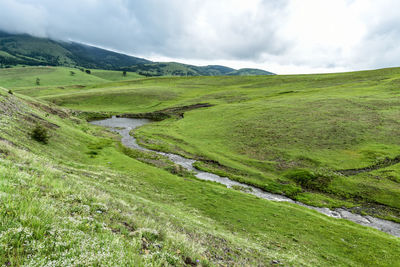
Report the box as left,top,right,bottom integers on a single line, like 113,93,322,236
0,66,143,96
91,69,143,81
0,32,149,69
0,66,105,89
0,34,75,66
1,73,400,265
2,86,400,266
11,67,400,221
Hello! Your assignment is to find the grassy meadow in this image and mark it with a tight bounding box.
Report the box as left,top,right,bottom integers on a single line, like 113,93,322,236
10,66,400,221
1,66,400,265
0,66,142,90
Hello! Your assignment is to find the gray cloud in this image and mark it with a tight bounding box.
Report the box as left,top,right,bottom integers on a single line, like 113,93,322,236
0,0,400,73
0,0,289,59
351,1,400,70
0,0,47,36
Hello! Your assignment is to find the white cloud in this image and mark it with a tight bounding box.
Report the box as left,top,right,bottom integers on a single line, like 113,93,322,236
0,0,400,74
278,0,366,67
0,0,48,36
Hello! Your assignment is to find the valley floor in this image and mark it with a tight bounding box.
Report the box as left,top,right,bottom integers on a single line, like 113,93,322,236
1,67,400,265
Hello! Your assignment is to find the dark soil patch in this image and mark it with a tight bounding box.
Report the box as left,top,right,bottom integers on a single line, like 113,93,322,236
183,256,197,266
337,156,400,176
74,111,114,121
29,101,69,118
118,103,214,121
69,85,86,89
122,221,136,232
22,113,60,129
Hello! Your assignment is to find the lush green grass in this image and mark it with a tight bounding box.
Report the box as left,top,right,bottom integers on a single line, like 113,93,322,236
0,66,105,89
91,69,143,81
0,66,144,99
9,67,400,221
1,75,400,265
133,69,400,219
0,66,143,89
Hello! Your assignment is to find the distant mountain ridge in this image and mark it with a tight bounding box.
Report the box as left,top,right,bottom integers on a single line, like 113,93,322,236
0,31,275,76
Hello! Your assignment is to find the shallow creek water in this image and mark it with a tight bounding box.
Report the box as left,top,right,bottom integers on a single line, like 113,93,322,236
90,117,400,237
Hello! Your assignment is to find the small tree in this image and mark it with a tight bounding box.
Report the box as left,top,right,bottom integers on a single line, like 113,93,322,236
123,71,127,77
8,89,13,95
31,124,49,144
85,69,91,74
36,78,41,85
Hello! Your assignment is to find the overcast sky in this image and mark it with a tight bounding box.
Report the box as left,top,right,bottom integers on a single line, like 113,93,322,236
0,0,399,74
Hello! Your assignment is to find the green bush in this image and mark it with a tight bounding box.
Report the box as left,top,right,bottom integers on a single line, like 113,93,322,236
284,169,332,191
31,124,49,144
284,169,316,186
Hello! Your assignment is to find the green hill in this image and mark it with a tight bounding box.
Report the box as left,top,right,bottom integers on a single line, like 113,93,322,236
0,31,275,77
122,63,274,77
1,68,400,266
227,68,274,76
0,66,143,91
0,31,149,69
8,66,400,222
120,62,234,77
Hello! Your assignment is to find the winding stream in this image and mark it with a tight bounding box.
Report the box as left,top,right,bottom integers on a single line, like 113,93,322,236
91,117,400,237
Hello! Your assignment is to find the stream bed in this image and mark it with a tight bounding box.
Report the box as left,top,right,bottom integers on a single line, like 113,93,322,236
90,116,400,237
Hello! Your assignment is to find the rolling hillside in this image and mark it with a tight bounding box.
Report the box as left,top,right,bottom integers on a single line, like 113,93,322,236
0,31,148,69
0,31,274,76
1,68,400,266
7,66,400,223
121,63,274,77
